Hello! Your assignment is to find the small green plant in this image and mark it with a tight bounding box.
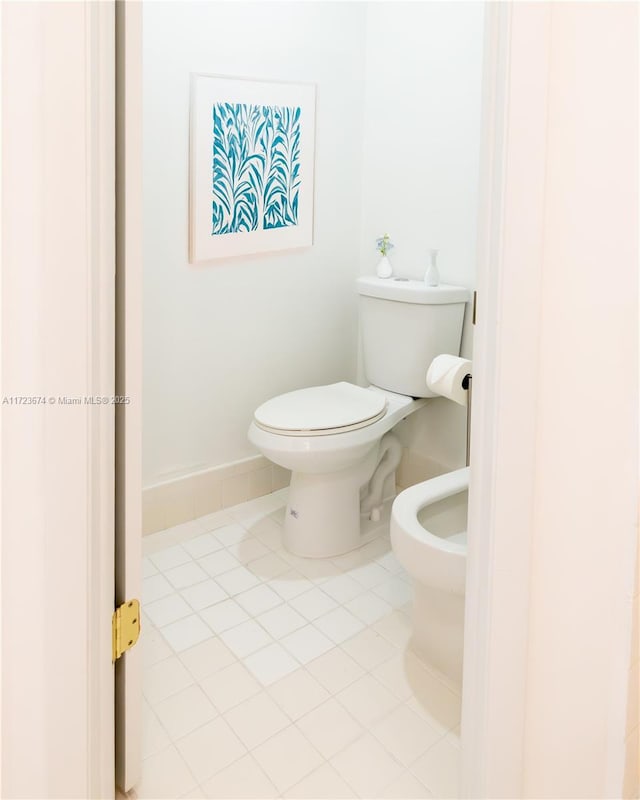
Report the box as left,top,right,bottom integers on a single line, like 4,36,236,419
376,233,394,257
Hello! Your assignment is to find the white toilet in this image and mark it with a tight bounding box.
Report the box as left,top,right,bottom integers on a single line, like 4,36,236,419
391,467,469,687
248,277,469,558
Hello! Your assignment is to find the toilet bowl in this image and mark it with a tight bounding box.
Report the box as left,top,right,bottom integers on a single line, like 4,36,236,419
248,277,470,559
248,382,426,558
391,467,469,686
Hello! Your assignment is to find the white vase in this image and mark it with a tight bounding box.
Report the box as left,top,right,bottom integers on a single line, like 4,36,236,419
376,256,393,279
425,249,440,286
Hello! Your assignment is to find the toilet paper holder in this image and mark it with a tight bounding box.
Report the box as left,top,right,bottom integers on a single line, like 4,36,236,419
462,374,472,467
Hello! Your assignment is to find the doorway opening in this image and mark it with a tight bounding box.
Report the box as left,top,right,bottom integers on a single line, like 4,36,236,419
120,2,486,797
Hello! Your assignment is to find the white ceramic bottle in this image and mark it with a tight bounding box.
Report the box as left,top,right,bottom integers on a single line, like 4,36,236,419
424,249,440,286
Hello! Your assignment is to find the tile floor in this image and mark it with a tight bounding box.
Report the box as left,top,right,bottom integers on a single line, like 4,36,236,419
138,489,461,799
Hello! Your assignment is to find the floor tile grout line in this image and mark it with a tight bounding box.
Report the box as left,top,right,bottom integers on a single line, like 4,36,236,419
145,586,407,696
143,634,458,742
146,634,402,735
143,739,202,797
140,700,174,762
167,712,330,797
143,691,211,766
365,701,455,769
147,610,408,701
141,493,459,799
143,689,454,792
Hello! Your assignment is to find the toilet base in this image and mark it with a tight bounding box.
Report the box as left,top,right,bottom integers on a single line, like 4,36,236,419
283,472,360,558
410,582,465,688
282,447,391,558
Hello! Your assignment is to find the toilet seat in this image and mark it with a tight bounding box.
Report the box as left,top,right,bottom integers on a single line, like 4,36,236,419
254,382,388,436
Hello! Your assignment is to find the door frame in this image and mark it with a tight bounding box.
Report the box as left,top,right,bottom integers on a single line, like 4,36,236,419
115,0,144,791
462,3,638,798
461,3,549,794
1,2,115,797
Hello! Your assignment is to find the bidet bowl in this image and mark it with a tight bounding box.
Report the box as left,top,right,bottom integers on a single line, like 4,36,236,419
391,467,469,685
391,467,468,594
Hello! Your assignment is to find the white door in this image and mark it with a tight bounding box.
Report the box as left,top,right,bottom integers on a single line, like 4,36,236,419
2,2,117,796
114,0,144,792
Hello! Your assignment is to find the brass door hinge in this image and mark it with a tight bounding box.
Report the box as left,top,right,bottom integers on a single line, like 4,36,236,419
112,599,141,662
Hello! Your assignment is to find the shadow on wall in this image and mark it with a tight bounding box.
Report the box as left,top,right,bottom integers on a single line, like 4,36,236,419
394,399,468,490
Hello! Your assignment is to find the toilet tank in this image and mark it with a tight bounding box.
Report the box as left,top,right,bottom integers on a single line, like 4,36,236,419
357,276,470,398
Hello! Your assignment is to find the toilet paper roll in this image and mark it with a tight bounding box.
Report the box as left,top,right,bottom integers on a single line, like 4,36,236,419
426,354,472,406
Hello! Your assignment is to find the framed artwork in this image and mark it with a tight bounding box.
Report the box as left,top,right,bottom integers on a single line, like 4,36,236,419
190,74,316,263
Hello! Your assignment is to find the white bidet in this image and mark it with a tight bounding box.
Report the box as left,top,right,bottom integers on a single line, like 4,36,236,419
391,467,469,686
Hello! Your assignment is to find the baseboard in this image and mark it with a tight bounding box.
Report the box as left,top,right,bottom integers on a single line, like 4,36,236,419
143,448,453,536
142,455,291,535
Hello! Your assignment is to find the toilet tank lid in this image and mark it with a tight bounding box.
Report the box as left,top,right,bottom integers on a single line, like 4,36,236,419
357,276,470,305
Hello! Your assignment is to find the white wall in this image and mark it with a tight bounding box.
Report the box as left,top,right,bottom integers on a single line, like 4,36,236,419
143,2,485,487
359,3,485,472
143,2,367,485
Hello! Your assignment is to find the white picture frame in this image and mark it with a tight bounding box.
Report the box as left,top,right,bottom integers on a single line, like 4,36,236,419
190,74,316,263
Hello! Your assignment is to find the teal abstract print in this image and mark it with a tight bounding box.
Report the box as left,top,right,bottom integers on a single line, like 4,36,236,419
190,75,314,261
212,103,301,235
